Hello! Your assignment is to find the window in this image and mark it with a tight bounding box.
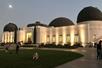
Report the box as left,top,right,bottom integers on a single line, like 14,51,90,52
66,34,70,43
74,34,79,43
52,35,56,43
27,32,32,43
59,35,63,43
47,35,50,43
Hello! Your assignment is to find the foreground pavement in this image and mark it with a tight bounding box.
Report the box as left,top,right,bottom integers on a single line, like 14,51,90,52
55,48,102,68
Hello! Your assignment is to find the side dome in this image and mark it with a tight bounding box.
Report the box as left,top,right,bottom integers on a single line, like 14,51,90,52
77,6,102,23
49,17,74,27
3,23,18,32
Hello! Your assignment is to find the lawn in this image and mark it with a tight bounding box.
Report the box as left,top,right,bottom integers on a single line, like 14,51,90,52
0,49,83,68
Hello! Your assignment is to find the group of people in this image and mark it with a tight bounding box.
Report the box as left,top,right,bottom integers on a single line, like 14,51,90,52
4,43,10,53
4,42,20,54
4,42,39,61
97,40,102,60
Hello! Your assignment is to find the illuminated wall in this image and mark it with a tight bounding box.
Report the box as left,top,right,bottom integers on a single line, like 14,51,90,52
87,21,102,42
4,21,102,47
49,27,53,44
66,34,70,43
46,28,50,43
78,24,88,47
74,34,79,43
62,27,66,45
77,21,102,47
46,26,78,46
58,27,63,45
1,23,82,46
59,35,63,44
37,26,48,44
17,27,33,43
17,30,25,43
70,26,75,46
26,32,32,43
46,35,50,43
55,28,59,45
2,32,14,43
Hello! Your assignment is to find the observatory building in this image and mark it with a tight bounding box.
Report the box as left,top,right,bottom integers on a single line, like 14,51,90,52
2,6,102,47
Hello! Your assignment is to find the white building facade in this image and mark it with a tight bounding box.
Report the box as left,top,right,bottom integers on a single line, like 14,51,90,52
2,6,102,47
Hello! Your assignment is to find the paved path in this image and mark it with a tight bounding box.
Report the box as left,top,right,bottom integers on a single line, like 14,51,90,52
56,48,102,68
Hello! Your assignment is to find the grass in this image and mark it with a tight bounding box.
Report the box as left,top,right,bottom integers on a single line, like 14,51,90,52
0,49,83,68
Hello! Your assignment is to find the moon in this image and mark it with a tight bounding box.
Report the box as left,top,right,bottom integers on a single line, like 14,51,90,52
9,5,13,8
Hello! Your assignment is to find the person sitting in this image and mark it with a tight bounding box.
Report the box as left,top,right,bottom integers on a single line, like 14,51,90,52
32,52,39,61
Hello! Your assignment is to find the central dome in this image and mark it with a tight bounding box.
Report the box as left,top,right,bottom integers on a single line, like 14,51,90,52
49,17,74,27
27,21,48,27
77,6,102,23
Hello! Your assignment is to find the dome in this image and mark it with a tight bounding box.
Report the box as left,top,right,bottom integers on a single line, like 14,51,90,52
3,23,18,32
49,17,74,27
77,6,102,23
27,21,48,27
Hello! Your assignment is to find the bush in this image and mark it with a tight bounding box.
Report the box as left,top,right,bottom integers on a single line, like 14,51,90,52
44,44,57,48
0,43,5,46
39,43,45,47
73,42,83,48
57,44,63,48
63,43,71,48
21,42,83,49
21,44,35,47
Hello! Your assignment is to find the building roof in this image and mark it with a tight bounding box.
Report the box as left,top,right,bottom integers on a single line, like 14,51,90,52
49,17,74,27
3,23,18,32
27,21,48,27
77,6,102,23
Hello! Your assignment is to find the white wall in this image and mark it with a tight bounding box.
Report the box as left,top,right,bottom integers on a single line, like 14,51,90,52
17,27,33,43
78,23,88,47
47,25,76,45
77,21,102,46
37,26,48,44
88,21,102,42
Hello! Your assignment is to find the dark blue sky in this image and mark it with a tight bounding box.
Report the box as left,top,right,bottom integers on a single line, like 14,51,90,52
0,0,102,38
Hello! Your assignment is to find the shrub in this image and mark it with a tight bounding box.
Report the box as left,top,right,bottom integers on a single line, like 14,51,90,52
0,43,5,46
44,44,57,48
73,42,83,48
57,44,63,48
21,44,35,47
63,43,71,48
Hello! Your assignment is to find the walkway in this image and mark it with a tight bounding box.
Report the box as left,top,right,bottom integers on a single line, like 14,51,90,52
56,48,102,68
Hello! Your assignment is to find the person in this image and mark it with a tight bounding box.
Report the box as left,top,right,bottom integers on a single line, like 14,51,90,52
4,43,10,53
35,43,39,49
32,52,39,61
97,40,102,60
16,42,20,54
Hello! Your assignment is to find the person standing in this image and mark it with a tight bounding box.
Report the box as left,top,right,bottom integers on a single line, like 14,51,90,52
97,40,102,60
16,42,20,54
